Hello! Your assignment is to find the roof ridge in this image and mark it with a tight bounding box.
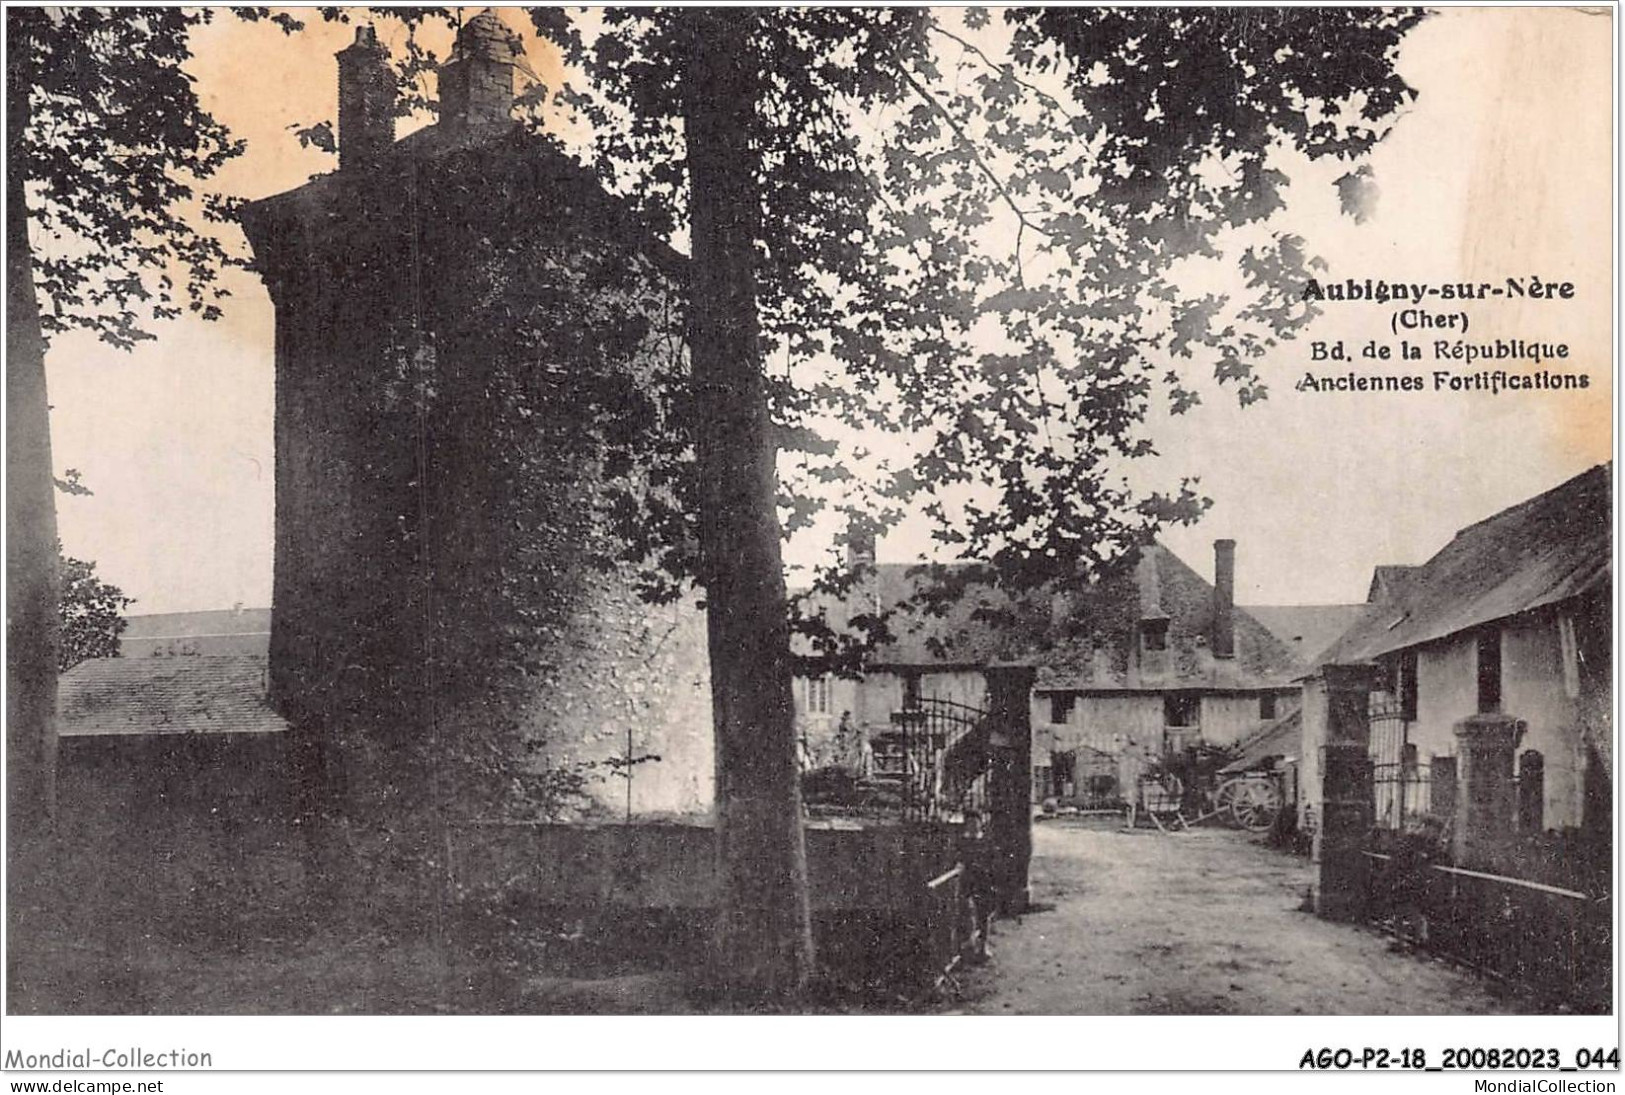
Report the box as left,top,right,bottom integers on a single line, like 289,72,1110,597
1316,464,1610,665
1151,544,1302,661
1447,462,1609,542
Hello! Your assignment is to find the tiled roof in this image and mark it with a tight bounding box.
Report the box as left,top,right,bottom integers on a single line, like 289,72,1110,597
58,656,288,738
1242,603,1369,666
1366,565,1419,604
1319,464,1611,665
1035,544,1305,693
797,563,1036,669
797,543,1358,688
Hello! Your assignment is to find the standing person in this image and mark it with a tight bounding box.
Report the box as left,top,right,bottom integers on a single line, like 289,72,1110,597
855,721,875,782
1121,743,1144,828
959,810,995,963
836,710,857,773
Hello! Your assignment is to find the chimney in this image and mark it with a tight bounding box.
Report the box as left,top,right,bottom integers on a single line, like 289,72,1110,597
845,516,879,620
336,25,396,171
438,10,518,129
1212,539,1236,659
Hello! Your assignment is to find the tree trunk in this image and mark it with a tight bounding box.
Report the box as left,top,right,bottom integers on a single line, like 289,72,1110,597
680,11,815,1000
6,53,60,838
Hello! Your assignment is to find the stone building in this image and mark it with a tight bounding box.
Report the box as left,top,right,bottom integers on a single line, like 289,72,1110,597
801,565,1002,727
792,535,1336,813
240,13,712,821
789,523,1038,778
1032,540,1308,803
1307,463,1611,843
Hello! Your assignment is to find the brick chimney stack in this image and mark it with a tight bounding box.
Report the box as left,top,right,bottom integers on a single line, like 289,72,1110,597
438,10,518,129
336,25,395,171
1212,539,1236,659
846,517,879,619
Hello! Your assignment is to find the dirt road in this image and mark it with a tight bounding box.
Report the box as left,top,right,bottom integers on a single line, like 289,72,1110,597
961,820,1522,1015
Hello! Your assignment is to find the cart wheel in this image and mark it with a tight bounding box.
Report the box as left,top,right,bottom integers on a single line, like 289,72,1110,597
1230,779,1282,832
1214,777,1243,817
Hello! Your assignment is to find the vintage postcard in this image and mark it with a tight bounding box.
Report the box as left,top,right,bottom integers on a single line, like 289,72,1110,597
3,2,1616,1080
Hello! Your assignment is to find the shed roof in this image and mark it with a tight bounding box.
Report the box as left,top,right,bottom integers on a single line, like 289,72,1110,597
1319,464,1611,665
58,656,289,738
1242,603,1368,665
1218,708,1303,774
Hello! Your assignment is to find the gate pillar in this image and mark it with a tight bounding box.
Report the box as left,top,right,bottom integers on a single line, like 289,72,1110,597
1306,664,1379,921
984,663,1036,914
1452,713,1525,868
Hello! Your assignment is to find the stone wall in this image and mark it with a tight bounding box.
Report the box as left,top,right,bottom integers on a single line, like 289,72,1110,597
446,819,959,912
54,735,309,918
523,567,713,819
1413,635,1476,761
1199,691,1298,747
1391,612,1595,832
1500,611,1597,831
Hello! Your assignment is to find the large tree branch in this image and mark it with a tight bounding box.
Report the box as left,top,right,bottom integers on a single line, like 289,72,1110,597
894,62,1049,286
929,23,1079,121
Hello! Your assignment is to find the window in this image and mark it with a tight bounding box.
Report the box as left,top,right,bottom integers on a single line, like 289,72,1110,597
1031,763,1052,804
1259,693,1277,721
1163,693,1200,728
806,675,831,715
1476,629,1502,714
1141,616,1169,653
1400,741,1419,774
1049,692,1075,725
1518,750,1545,834
1399,650,1418,722
1377,653,1399,695
901,672,922,710
1051,750,1077,797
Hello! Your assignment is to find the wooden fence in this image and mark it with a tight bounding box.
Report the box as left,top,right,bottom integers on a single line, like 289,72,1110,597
1364,844,1610,1011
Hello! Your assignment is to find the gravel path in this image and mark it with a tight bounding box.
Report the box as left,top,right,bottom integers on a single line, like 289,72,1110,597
961,820,1526,1015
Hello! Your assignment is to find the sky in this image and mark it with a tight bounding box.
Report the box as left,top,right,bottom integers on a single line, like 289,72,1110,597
41,6,1614,617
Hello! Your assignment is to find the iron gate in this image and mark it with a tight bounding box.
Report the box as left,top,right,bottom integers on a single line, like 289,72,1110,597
880,698,991,822
1370,694,1432,830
